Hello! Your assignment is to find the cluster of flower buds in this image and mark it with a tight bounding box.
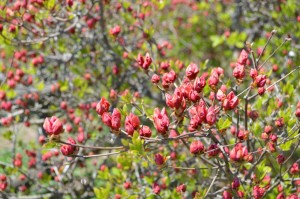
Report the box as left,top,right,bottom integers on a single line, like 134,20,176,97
125,113,140,136
208,67,223,90
0,174,7,191
96,97,121,133
153,108,170,136
215,85,239,111
137,53,152,70
233,49,248,81
188,99,218,131
229,143,252,162
253,185,265,199
261,125,278,152
250,68,267,95
26,150,37,168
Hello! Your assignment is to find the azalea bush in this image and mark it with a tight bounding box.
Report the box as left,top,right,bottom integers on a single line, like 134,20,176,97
0,0,300,198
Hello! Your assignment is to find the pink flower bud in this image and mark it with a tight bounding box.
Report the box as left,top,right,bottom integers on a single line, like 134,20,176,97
231,177,240,189
186,63,199,80
190,140,204,154
250,69,258,79
237,50,248,65
233,63,245,80
275,117,284,128
43,116,64,135
154,153,165,166
153,108,169,135
255,75,267,87
109,25,121,37
137,54,144,67
194,76,206,92
102,112,112,127
111,108,121,131
176,184,186,193
206,106,217,125
142,53,152,70
151,74,160,84
125,113,140,136
290,163,299,175
222,190,232,199
277,154,285,164
139,125,152,138
258,87,265,95
153,183,161,194
96,97,110,116
60,137,78,156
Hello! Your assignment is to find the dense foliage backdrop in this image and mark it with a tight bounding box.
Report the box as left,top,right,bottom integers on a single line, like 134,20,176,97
0,0,300,198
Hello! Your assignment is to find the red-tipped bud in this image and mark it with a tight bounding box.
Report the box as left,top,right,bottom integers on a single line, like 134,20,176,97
43,116,64,135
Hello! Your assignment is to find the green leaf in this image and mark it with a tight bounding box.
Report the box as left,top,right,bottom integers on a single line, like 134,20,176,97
2,131,12,141
210,35,225,47
121,139,129,147
46,0,55,9
36,81,45,91
43,142,57,149
216,117,232,131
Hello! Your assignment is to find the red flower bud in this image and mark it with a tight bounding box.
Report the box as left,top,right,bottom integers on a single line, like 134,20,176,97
186,63,199,80
206,106,217,125
142,53,152,70
176,184,186,193
153,183,161,194
0,174,7,182
207,143,220,157
151,74,160,84
111,108,121,131
258,87,265,95
276,193,285,199
96,97,110,116
137,54,144,67
208,72,219,89
102,112,112,127
233,63,245,80
194,75,206,92
275,117,284,128
190,140,204,154
139,125,152,138
290,163,299,175
153,108,169,135
109,25,121,37
250,69,258,79
277,154,285,164
166,88,183,109
222,190,232,199
125,113,140,136
60,137,78,156
253,186,265,199
237,50,248,65
255,75,267,87
229,143,248,162
154,153,165,166
0,182,7,191
223,91,239,110
123,181,131,189
43,116,64,135
231,177,240,189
